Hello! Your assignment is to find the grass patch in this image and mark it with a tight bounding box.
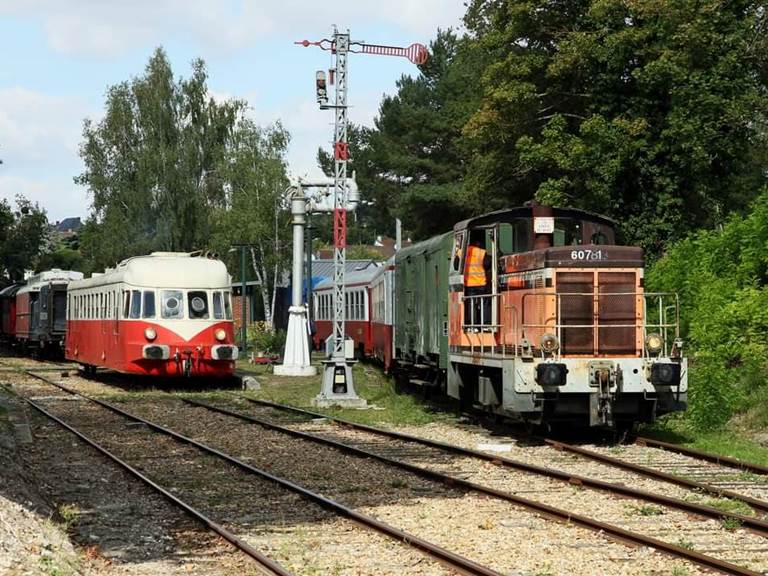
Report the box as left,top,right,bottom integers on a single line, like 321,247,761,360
703,497,754,517
236,359,454,427
627,504,664,517
56,503,81,529
721,516,743,532
676,537,694,550
641,414,768,468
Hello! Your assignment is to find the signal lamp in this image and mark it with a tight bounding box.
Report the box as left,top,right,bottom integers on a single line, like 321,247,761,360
144,327,157,341
651,362,681,386
215,329,226,342
536,363,568,387
540,333,560,354
645,333,663,355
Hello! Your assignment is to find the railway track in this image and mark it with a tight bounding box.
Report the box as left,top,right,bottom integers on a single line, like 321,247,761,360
171,394,768,576
8,371,502,576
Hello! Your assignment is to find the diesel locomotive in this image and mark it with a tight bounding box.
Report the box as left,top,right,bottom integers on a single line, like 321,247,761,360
316,204,687,429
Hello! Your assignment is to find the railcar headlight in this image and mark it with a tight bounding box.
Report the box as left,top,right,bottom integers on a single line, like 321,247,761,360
645,333,663,355
214,329,226,342
540,333,560,354
144,327,157,341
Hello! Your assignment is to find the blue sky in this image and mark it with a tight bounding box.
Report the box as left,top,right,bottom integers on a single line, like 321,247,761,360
0,1,465,223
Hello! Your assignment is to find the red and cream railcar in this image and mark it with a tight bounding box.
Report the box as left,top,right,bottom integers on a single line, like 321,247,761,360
65,252,238,377
369,260,395,371
313,267,379,359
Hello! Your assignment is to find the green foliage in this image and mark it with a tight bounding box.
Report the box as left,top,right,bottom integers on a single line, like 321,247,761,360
78,48,244,269
36,247,85,274
0,195,49,282
247,322,285,355
462,0,768,255
647,190,768,430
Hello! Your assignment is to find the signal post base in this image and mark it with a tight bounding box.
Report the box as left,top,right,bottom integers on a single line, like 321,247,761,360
274,306,317,377
314,359,368,409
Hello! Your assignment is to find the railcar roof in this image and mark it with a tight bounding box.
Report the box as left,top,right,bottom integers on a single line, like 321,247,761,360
69,252,230,290
315,264,383,291
395,231,452,260
17,270,84,295
453,206,617,232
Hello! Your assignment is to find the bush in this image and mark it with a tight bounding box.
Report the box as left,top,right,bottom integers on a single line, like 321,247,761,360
247,322,286,357
647,189,768,431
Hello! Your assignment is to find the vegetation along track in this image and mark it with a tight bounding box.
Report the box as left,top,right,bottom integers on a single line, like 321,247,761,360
187,395,768,576
11,371,499,576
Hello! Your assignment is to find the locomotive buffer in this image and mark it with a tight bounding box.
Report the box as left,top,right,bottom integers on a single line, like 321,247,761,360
296,27,427,406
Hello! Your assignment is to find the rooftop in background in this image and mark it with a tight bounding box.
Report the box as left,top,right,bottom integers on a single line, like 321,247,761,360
55,217,82,234
310,259,381,280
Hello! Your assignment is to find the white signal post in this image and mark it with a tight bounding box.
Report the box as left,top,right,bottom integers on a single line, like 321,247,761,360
296,27,428,408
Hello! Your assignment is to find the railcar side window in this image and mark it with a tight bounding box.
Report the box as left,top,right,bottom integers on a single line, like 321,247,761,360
162,290,184,319
130,290,141,319
212,291,224,319
188,291,209,319
123,291,130,319
223,291,233,320
143,291,156,318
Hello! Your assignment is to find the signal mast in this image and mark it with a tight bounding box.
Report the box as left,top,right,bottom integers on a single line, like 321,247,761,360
297,27,428,407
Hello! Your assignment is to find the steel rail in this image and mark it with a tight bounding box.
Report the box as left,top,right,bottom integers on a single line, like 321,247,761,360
0,384,291,576
544,439,768,515
21,372,501,576
635,436,768,476
191,398,763,576
242,397,768,532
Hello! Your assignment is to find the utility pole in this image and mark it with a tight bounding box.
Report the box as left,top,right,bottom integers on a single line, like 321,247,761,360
297,27,428,407
230,244,250,352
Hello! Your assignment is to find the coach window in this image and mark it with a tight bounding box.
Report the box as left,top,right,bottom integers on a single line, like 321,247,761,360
162,290,183,319
188,291,209,319
130,290,141,319
143,291,156,318
212,291,224,319
223,291,233,320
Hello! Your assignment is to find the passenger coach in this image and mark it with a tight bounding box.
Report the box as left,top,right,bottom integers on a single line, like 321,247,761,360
65,252,238,377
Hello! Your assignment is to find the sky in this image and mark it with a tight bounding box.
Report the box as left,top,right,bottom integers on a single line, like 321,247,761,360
0,1,465,223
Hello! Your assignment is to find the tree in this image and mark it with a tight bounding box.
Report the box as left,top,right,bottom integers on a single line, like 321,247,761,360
0,196,49,282
211,120,291,328
463,0,768,254
77,48,243,269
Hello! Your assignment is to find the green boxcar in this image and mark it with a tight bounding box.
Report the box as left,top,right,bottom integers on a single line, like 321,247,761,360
394,232,453,375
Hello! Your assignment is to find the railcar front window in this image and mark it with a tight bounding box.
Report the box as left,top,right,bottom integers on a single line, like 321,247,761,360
143,291,156,318
130,290,141,319
188,291,209,319
212,291,224,319
162,290,184,319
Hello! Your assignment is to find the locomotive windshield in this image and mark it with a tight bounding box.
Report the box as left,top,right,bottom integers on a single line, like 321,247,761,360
162,290,184,319
188,291,209,319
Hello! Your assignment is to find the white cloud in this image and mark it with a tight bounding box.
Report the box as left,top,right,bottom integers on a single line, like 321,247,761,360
0,0,464,58
0,87,92,220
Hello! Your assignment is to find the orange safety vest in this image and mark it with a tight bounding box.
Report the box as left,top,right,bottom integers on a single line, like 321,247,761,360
464,246,487,287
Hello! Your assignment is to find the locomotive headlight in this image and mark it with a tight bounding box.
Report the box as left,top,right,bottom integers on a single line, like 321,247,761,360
645,333,664,355
144,327,157,341
540,333,560,354
214,329,226,342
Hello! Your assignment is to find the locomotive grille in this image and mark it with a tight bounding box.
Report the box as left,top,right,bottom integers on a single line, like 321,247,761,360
556,271,638,356
598,272,636,355
557,272,594,355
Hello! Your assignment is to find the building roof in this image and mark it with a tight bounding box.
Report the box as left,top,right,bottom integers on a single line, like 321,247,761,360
56,217,82,232
309,259,380,280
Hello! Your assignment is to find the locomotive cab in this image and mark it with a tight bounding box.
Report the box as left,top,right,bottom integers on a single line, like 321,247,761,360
445,205,687,428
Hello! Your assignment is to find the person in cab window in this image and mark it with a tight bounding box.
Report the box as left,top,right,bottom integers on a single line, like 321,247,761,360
464,234,492,329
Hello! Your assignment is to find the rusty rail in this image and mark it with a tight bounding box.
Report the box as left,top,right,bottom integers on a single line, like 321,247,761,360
242,397,768,532
21,372,502,576
2,383,291,576
193,397,763,576
635,436,768,476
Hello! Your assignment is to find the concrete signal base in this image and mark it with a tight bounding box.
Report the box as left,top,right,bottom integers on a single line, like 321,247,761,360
313,360,368,408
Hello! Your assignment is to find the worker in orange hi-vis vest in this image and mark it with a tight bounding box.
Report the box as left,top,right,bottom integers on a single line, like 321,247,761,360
463,235,492,330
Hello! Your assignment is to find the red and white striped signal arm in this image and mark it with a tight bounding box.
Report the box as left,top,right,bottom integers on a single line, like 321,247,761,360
352,42,429,65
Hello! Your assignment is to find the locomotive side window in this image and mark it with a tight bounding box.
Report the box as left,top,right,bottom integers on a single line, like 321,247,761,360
212,291,224,319
143,291,156,318
553,219,583,246
452,232,465,272
130,290,141,319
188,291,209,319
223,291,233,320
162,290,184,319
